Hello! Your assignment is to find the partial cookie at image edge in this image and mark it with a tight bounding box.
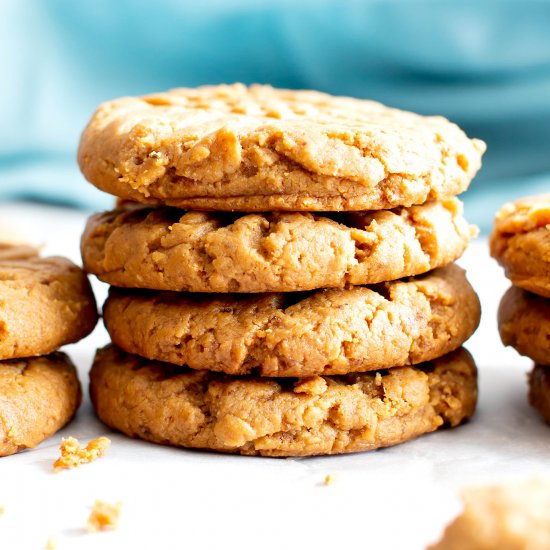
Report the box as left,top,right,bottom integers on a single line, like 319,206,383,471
0,244,98,360
0,352,82,457
428,479,550,549
498,286,550,366
490,193,550,298
529,365,550,426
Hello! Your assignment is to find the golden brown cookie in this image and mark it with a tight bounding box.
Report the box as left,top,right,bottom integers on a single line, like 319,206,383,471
90,345,477,457
490,194,550,298
78,84,485,211
529,365,550,425
0,244,98,360
82,199,475,293
498,286,550,366
103,264,480,377
429,479,550,550
0,352,81,456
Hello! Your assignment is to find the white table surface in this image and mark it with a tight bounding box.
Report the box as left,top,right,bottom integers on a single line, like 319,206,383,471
0,201,547,550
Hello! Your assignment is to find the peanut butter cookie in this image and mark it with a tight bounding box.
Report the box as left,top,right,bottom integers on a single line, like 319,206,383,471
529,365,550,426
82,199,475,293
0,244,98,360
498,286,550,366
103,264,480,377
0,352,81,456
90,345,477,457
490,194,550,298
429,479,550,550
78,84,485,211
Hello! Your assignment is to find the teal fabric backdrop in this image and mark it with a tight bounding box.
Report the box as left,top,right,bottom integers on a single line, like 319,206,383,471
1,0,549,230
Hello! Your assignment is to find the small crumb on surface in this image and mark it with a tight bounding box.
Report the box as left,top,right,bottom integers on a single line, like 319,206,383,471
86,500,122,532
324,474,337,486
0,504,4,517
45,537,56,550
53,436,111,472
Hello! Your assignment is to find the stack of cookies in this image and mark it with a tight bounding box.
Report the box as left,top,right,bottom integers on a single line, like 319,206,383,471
78,84,485,456
0,244,97,456
491,194,550,424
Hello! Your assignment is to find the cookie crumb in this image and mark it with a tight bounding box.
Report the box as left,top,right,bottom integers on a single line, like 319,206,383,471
86,500,122,532
324,474,337,486
0,504,4,517
53,436,111,472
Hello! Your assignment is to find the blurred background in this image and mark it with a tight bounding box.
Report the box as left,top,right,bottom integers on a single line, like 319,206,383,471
1,0,550,230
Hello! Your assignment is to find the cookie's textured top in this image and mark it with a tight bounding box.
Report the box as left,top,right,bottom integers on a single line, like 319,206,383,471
0,352,81,456
78,84,485,211
429,479,550,550
490,194,550,298
498,286,550,366
82,199,475,293
529,365,550,426
90,345,476,457
104,264,480,377
0,244,98,360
